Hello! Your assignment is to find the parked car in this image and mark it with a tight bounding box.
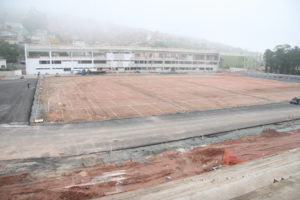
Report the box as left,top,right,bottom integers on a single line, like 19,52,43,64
290,97,300,105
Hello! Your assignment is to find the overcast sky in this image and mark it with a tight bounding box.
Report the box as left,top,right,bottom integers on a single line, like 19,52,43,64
1,0,300,52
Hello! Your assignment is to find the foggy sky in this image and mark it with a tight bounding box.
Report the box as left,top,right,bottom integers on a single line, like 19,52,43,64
1,0,300,52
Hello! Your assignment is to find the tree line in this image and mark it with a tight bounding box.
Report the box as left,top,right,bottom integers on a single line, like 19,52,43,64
264,44,300,75
0,41,22,63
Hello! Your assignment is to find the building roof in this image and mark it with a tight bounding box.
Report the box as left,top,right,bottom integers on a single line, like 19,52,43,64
25,44,219,54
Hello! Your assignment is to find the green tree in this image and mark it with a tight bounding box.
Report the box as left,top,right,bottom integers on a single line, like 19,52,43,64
263,44,300,75
0,41,20,63
263,49,274,72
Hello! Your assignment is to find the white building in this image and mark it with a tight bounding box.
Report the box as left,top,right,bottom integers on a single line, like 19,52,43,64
25,44,220,75
0,58,6,69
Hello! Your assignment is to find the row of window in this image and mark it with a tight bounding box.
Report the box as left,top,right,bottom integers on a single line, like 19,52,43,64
39,60,217,65
135,60,218,65
36,68,71,71
39,60,107,64
124,67,214,70
35,67,214,71
28,51,218,60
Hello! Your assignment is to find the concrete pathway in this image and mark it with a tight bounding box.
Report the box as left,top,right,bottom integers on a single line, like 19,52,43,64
0,102,300,160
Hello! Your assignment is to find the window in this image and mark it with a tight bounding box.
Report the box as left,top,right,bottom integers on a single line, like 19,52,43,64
78,60,92,64
154,61,163,64
36,68,50,70
64,68,71,71
39,60,50,64
72,51,92,57
94,60,106,64
207,55,218,60
29,51,49,58
194,54,205,60
179,54,187,59
93,52,105,57
52,60,61,64
51,51,70,57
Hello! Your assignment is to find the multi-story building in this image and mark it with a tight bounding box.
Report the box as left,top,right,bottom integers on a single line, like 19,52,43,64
25,44,220,75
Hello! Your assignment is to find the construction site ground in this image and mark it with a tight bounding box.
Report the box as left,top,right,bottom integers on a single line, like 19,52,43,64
1,127,300,200
38,74,300,122
1,73,300,200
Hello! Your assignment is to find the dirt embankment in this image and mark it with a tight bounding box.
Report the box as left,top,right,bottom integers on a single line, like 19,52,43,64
1,129,300,200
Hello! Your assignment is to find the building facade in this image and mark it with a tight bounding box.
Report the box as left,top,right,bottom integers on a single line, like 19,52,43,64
25,45,220,75
0,58,7,69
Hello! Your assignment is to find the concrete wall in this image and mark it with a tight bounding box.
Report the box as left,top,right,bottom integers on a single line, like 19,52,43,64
0,59,7,69
241,71,300,82
0,70,22,76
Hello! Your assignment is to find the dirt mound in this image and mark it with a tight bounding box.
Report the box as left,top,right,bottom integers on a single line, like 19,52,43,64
0,148,234,200
261,128,283,137
0,172,30,187
223,149,243,166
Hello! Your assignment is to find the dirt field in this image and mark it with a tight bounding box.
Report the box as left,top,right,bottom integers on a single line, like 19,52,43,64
1,128,300,200
39,74,300,122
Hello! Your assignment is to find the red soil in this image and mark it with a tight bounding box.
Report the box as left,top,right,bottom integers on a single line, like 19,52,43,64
39,74,300,122
1,129,300,200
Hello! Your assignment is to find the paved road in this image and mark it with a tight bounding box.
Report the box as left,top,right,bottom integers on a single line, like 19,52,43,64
0,79,37,124
0,102,300,160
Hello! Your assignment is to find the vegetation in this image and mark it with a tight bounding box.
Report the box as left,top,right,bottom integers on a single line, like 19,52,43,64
0,41,21,63
220,55,260,69
264,44,300,75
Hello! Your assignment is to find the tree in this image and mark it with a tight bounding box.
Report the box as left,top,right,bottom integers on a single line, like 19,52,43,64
0,41,20,63
263,44,300,75
263,49,274,72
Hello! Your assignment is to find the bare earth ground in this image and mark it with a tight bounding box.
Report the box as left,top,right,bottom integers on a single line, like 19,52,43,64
1,129,300,200
39,74,300,122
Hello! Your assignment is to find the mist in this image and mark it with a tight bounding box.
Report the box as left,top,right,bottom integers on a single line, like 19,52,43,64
1,0,300,52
